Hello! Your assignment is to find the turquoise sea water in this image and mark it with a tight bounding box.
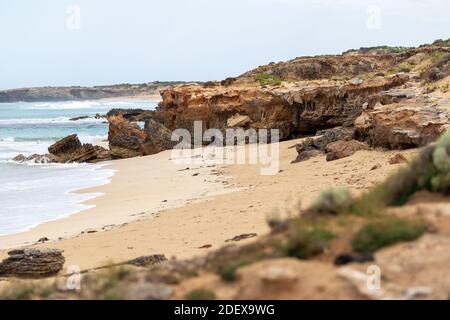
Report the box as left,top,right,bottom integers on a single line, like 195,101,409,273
0,99,158,236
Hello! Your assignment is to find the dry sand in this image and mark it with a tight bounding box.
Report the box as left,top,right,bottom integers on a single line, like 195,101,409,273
0,139,417,270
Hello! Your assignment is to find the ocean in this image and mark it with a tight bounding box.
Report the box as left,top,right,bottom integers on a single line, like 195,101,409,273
0,99,158,236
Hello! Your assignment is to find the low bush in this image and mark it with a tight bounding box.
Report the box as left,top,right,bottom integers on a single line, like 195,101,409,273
255,73,282,86
352,217,427,254
309,187,352,215
185,289,216,300
282,222,334,259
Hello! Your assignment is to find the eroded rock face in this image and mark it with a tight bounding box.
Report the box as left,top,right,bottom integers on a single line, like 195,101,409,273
355,105,450,149
156,75,409,141
108,115,147,158
0,248,65,278
107,114,178,158
106,109,154,122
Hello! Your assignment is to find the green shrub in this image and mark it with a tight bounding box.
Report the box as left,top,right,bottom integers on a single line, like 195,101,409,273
218,265,238,282
217,260,249,282
351,131,450,214
309,187,352,215
101,266,130,291
185,289,216,300
352,218,427,254
282,222,334,259
15,287,35,300
255,73,282,86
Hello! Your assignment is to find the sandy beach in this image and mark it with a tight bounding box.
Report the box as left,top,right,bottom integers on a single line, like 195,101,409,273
0,139,416,270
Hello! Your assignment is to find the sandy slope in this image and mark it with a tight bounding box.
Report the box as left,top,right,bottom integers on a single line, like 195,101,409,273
0,139,417,270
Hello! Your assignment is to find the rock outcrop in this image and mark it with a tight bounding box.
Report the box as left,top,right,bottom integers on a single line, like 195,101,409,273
156,75,409,141
143,119,177,155
48,134,110,163
325,140,369,161
293,126,355,162
0,248,65,278
106,108,154,122
13,135,110,164
108,115,147,158
355,104,450,149
107,114,177,158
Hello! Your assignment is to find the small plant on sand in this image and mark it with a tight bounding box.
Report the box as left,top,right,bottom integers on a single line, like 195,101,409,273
100,266,130,291
185,289,216,300
282,222,334,259
255,73,282,86
442,82,449,92
15,287,35,300
308,187,352,215
352,217,427,254
218,265,238,282
217,260,249,282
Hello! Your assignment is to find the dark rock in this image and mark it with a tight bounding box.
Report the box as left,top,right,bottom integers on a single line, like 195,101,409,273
46,135,110,163
13,153,52,164
334,253,374,266
48,134,81,156
0,248,65,278
127,254,168,267
108,115,147,158
389,153,408,165
12,154,27,162
69,116,90,121
225,233,258,242
106,109,154,122
38,237,49,243
220,77,237,86
143,119,178,155
325,140,368,161
370,163,381,170
292,149,323,163
294,127,355,162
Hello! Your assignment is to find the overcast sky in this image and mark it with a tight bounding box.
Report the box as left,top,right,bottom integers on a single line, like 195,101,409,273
0,0,449,89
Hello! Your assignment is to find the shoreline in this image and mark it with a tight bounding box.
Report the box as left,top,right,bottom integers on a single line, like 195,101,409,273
0,149,240,259
0,139,417,270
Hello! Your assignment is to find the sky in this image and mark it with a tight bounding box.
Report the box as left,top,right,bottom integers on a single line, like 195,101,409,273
0,0,449,90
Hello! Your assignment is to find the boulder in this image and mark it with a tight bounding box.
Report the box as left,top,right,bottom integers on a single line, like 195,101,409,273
226,114,251,128
69,116,90,121
293,127,355,162
143,119,178,155
48,134,81,156
127,254,168,267
46,135,110,163
355,105,449,149
13,153,52,164
0,248,65,278
325,140,369,161
108,115,146,158
106,108,154,122
389,153,408,165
